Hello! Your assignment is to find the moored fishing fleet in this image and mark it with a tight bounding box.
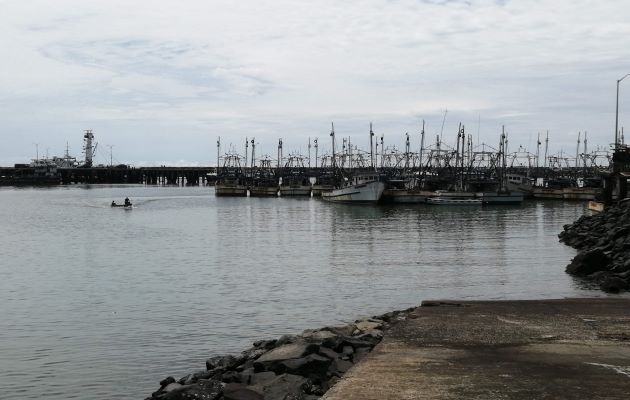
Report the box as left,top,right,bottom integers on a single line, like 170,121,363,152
214,121,624,205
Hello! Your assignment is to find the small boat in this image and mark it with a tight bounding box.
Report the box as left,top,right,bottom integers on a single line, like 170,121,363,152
322,174,386,203
111,203,132,208
111,199,132,208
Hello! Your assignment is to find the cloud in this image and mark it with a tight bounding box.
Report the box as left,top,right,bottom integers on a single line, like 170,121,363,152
0,0,629,164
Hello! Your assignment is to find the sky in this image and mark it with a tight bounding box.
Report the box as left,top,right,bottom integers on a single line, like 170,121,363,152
1,0,629,166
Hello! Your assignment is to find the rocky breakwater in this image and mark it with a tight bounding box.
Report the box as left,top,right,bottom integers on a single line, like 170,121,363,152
559,200,630,293
145,310,411,400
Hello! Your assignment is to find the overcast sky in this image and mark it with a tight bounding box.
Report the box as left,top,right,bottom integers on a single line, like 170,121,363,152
1,0,629,166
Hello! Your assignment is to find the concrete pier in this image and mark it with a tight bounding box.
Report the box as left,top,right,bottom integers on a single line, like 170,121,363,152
323,298,630,400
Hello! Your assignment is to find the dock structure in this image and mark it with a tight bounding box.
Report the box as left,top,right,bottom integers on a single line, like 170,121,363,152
0,166,219,186
323,298,630,400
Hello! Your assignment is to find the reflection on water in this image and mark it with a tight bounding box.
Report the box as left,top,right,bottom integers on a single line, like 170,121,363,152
0,185,617,400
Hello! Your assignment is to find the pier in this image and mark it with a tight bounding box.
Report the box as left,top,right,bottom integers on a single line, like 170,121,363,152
324,298,630,400
0,166,218,186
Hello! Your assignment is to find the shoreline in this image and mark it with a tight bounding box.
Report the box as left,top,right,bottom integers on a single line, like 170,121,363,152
145,309,415,400
146,298,630,399
559,199,630,293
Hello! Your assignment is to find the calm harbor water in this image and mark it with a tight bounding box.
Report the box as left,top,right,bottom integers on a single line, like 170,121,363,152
0,185,615,399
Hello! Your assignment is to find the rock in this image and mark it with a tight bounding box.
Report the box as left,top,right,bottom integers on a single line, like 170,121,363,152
240,347,268,362
206,355,242,371
600,276,628,293
339,336,377,351
163,383,183,393
221,370,242,383
160,377,176,388
302,329,339,343
253,339,277,349
254,341,319,371
278,354,332,380
354,320,382,332
317,346,341,361
322,324,356,337
158,379,223,400
250,374,309,400
249,371,277,385
329,358,354,376
180,370,211,385
565,248,612,276
223,383,264,400
275,334,299,346
341,346,354,356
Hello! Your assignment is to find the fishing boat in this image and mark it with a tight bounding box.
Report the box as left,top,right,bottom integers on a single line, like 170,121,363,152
279,154,311,196
322,174,386,203
215,153,248,197
481,128,525,205
321,122,386,203
249,157,279,197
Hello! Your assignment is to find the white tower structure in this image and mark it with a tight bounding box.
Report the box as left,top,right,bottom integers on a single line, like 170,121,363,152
83,130,95,167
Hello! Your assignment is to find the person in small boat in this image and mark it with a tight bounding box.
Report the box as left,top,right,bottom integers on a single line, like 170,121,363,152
111,201,117,207
124,197,131,206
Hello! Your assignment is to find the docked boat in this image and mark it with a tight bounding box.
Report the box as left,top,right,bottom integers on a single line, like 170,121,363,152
322,174,386,203
278,155,311,196
249,157,279,197
215,153,248,197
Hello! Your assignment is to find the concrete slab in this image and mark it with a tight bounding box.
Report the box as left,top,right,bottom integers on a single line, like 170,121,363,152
323,298,630,400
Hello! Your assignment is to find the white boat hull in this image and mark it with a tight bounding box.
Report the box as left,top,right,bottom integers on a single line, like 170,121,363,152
322,181,385,203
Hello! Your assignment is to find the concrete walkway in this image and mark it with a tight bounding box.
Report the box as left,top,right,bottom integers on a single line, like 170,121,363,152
323,298,630,400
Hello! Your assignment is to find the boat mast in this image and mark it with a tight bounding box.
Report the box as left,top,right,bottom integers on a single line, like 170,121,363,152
536,132,541,169
405,132,410,171
544,131,549,168
245,137,249,174
330,123,336,168
459,124,465,191
499,126,507,192
576,132,581,168
419,120,425,172
314,138,318,168
251,138,255,169
370,122,375,170
277,138,283,169
380,135,384,170
308,137,311,168
455,123,462,191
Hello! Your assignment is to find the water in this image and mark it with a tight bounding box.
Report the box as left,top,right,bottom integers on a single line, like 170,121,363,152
0,185,614,399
